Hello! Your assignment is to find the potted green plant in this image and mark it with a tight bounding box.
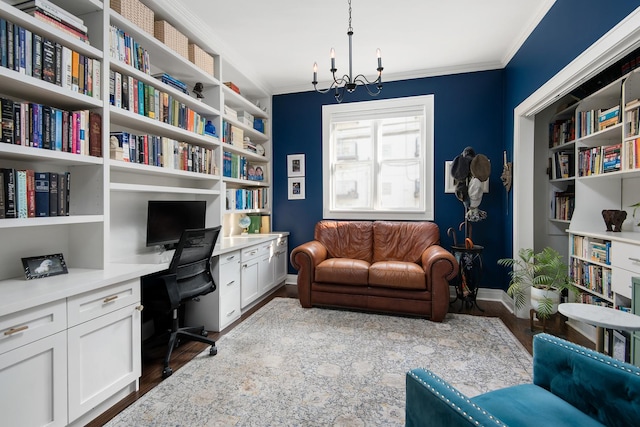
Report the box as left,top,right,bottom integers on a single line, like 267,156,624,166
498,247,576,319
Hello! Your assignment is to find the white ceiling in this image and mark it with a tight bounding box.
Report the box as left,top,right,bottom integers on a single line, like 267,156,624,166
156,0,556,97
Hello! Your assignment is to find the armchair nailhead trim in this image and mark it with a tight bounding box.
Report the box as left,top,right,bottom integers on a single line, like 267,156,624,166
408,370,507,427
538,335,640,376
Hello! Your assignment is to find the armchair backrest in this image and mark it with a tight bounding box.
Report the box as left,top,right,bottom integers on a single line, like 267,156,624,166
533,333,640,426
167,226,221,306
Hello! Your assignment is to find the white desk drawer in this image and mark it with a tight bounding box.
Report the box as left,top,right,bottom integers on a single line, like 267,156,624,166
220,261,240,297
0,299,66,355
220,250,240,266
67,279,141,327
611,241,640,273
219,282,241,330
241,243,271,261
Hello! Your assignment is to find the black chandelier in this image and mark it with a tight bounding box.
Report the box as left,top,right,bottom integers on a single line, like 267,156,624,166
312,0,383,103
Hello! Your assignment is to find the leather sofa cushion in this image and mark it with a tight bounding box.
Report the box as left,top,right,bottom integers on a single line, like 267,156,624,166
315,258,369,285
372,221,440,263
369,261,426,290
315,221,373,263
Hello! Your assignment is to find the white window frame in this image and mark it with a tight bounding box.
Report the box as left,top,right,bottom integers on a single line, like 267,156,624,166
322,95,434,221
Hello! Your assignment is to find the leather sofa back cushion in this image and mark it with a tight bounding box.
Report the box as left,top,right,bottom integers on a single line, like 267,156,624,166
315,220,374,263
373,221,440,263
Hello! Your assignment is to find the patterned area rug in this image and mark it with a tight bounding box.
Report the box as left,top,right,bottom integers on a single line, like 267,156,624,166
106,297,532,426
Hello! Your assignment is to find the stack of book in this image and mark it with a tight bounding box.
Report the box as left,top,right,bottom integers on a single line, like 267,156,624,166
152,73,188,95
598,105,620,131
625,98,640,137
9,0,89,44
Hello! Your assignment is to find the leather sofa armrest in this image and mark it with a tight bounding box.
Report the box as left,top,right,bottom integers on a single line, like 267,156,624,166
406,368,505,427
290,241,328,308
421,245,458,322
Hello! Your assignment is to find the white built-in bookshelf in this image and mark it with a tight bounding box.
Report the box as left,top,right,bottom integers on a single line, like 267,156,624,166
0,1,277,425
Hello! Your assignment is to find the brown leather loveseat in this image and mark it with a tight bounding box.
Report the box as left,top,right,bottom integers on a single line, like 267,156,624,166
290,220,458,322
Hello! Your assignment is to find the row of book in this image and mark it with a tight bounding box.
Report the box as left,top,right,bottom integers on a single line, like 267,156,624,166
8,0,89,43
572,235,612,264
225,188,269,211
578,143,621,176
624,98,640,137
623,137,640,170
0,97,101,156
109,131,216,174
0,168,70,219
223,150,265,181
0,18,100,97
577,293,612,307
221,120,244,148
550,150,574,179
570,257,613,299
576,105,620,138
548,116,575,147
551,189,574,221
109,70,209,136
108,25,150,75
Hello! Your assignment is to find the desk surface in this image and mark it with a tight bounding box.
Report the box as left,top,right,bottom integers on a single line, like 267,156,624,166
559,303,640,331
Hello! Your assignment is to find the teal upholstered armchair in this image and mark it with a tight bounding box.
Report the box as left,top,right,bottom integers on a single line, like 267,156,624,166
406,333,640,427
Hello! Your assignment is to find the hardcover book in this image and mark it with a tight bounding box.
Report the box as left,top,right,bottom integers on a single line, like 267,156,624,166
16,170,27,218
57,172,66,216
1,97,14,144
34,171,49,216
27,169,35,217
48,171,58,216
0,172,4,218
2,168,16,218
42,37,55,83
89,111,102,157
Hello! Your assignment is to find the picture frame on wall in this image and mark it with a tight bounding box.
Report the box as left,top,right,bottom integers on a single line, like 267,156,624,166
288,177,306,200
287,154,305,177
21,253,68,280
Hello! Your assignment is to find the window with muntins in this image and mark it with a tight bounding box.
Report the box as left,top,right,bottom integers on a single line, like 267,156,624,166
322,95,434,220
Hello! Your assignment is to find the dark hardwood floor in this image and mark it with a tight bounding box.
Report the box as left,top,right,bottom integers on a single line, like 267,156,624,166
88,284,593,426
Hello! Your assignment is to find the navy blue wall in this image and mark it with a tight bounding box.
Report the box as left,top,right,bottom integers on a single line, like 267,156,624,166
272,71,506,284
273,0,640,289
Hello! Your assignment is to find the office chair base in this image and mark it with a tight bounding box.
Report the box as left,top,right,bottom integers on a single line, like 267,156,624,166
161,327,217,379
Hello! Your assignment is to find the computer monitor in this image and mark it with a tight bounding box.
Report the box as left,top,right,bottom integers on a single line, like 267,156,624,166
146,200,206,250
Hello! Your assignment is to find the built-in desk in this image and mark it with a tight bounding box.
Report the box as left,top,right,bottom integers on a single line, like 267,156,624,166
0,232,288,427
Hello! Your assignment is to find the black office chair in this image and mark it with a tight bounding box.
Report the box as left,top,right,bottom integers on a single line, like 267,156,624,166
142,226,221,378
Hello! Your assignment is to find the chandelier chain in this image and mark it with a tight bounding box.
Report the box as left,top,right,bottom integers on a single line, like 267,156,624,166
348,0,352,33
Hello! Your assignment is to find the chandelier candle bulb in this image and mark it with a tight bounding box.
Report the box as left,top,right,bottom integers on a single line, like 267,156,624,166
330,48,336,70
377,48,382,68
313,62,318,83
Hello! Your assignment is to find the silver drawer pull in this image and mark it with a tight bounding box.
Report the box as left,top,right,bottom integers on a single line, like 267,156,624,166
226,255,236,261
103,295,118,304
226,280,235,286
242,264,248,268
226,309,236,317
4,325,29,336
250,250,257,255
136,305,144,311
628,257,640,263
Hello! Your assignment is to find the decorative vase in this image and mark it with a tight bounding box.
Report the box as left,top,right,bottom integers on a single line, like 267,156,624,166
530,286,560,316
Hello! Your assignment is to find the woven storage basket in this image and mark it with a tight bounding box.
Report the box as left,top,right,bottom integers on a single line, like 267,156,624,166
188,43,214,76
154,20,188,59
111,0,154,36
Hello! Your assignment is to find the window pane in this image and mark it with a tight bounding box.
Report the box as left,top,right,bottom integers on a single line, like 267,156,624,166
379,117,421,161
333,163,371,209
378,160,422,209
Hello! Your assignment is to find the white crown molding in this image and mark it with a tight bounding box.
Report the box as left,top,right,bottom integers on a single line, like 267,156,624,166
500,0,557,66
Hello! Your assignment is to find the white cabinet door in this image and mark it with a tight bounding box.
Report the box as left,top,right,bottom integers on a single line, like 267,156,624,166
273,240,288,285
0,331,67,427
241,257,260,308
67,304,142,422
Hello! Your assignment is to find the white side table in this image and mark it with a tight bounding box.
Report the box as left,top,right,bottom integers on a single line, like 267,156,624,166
558,303,640,353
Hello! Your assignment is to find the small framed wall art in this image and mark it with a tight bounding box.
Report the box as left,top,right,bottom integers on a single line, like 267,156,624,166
21,253,68,280
287,154,305,177
288,177,306,200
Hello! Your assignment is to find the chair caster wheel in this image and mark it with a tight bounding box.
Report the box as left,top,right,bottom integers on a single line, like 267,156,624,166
209,346,217,356
162,367,173,378
201,329,208,337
